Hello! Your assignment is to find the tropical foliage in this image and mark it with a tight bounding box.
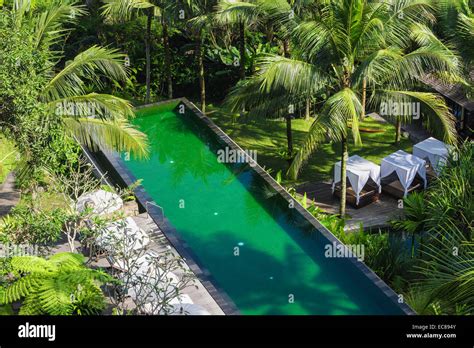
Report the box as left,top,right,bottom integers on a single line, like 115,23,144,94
0,253,113,315
225,0,460,216
0,0,472,317
0,1,148,166
392,141,473,314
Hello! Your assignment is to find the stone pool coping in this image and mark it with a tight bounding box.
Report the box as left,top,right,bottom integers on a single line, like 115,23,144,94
93,97,415,316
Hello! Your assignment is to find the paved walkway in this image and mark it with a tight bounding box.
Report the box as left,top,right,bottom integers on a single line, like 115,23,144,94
0,172,20,217
132,214,225,315
50,213,226,315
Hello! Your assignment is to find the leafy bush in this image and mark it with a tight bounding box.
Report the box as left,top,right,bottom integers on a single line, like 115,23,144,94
292,190,413,284
0,205,67,246
415,224,474,315
336,228,414,283
391,142,474,314
0,253,113,315
394,141,473,239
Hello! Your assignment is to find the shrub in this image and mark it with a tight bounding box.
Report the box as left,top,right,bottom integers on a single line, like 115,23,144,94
0,205,67,246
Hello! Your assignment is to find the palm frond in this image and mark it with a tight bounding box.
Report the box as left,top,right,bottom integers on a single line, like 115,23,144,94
33,3,86,51
48,93,135,121
101,0,155,23
42,46,129,102
287,88,362,180
215,0,261,27
287,116,326,180
379,90,457,144
63,117,149,159
256,54,327,96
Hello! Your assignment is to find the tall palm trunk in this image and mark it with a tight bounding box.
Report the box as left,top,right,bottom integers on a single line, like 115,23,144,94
340,135,349,217
305,98,311,120
395,117,402,144
162,17,173,99
286,115,293,161
283,39,290,58
145,9,152,103
361,77,367,119
238,21,246,80
197,33,206,113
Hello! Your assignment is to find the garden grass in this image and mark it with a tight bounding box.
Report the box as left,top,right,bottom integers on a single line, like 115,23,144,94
207,104,413,185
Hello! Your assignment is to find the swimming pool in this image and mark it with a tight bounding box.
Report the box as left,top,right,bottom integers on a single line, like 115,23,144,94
104,99,412,315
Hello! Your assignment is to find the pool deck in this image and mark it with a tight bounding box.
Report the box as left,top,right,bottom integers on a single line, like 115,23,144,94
49,214,225,315
131,213,225,315
296,181,404,232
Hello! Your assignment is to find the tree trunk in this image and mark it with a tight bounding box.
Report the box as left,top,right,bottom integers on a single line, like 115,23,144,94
283,39,290,58
286,115,293,159
238,21,246,80
339,135,349,217
197,33,206,114
145,9,152,103
361,77,367,119
395,117,401,144
305,98,311,121
162,17,173,99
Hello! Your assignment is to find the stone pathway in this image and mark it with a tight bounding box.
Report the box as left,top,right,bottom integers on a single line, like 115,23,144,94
0,172,20,217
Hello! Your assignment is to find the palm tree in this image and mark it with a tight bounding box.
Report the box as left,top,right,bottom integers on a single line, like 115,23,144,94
215,0,261,80
101,0,158,103
225,0,458,217
185,0,216,114
13,1,148,157
391,192,428,257
435,0,474,70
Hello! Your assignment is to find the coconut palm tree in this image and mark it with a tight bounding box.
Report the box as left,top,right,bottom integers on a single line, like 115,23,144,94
101,0,158,103
12,1,148,157
225,0,459,217
102,0,185,101
184,0,216,114
215,0,262,80
435,0,474,70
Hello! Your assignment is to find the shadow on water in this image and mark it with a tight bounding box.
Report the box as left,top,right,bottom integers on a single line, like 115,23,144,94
181,229,401,315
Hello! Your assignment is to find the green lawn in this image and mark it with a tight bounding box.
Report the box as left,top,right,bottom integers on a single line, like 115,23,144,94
207,105,413,185
0,134,18,185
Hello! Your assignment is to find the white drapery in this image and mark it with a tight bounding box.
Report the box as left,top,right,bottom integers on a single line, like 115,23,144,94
332,155,381,205
381,150,427,197
413,137,449,175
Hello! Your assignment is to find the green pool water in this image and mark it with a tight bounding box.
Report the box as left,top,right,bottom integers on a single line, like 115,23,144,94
122,102,405,315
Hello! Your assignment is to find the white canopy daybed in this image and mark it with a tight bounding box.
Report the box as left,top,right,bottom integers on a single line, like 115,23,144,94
380,150,427,197
332,155,381,206
413,137,450,175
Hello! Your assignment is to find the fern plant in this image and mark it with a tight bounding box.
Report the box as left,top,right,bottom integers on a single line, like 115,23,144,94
0,252,113,315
